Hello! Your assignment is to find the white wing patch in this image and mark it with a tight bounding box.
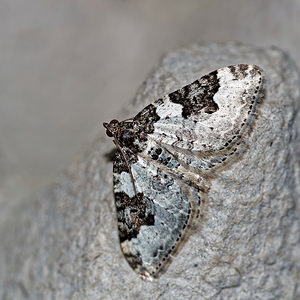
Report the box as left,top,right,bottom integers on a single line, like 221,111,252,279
150,64,263,152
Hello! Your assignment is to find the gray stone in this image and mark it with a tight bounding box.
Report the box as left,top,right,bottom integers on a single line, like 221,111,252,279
1,42,300,299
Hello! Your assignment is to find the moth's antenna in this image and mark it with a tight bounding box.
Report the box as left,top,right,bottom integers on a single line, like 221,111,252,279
112,139,139,198
122,117,134,123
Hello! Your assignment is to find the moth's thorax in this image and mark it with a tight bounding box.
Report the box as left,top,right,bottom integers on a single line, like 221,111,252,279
104,119,146,151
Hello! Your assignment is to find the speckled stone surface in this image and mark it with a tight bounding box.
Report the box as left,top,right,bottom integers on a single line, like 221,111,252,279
2,42,300,299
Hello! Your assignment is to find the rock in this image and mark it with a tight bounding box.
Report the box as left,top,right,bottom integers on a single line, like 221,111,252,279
2,42,300,299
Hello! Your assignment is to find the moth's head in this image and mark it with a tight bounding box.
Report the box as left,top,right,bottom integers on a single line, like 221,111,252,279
103,119,120,138
104,119,137,150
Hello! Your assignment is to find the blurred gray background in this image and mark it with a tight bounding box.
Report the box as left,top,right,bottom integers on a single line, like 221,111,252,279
0,0,300,218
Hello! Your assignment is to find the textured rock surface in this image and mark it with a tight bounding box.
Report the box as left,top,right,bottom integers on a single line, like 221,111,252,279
2,42,300,299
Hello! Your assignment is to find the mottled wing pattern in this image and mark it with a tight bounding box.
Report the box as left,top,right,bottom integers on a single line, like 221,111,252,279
137,64,264,174
105,64,265,280
113,149,201,278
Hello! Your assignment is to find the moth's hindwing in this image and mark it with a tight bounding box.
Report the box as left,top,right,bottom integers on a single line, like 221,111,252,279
113,149,202,279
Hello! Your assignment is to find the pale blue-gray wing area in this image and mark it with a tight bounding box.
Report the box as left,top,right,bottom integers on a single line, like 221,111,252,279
112,149,201,279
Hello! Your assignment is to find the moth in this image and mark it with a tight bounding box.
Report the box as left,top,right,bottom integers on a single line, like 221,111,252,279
104,64,264,279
